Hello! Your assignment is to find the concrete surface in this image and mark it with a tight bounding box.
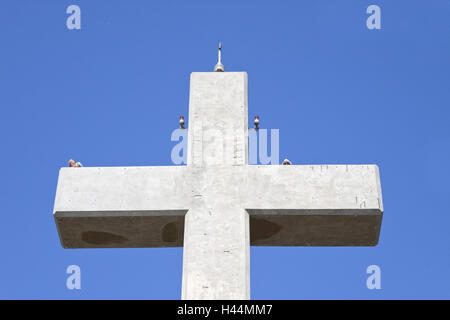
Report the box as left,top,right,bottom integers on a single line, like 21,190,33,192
246,164,383,246
53,72,384,300
182,73,250,300
54,166,190,248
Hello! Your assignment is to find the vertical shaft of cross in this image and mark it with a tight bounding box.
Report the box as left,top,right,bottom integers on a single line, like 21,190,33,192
182,72,249,299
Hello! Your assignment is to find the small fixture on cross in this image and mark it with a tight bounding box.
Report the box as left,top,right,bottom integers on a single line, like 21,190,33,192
179,115,185,129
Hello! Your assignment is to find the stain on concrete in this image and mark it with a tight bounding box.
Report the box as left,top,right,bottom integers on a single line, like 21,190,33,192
81,231,127,245
162,222,178,242
250,217,282,242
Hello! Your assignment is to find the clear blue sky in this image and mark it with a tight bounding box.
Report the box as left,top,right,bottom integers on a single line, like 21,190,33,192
1,0,449,299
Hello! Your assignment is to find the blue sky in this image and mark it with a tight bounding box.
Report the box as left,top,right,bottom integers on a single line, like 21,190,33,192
1,0,449,299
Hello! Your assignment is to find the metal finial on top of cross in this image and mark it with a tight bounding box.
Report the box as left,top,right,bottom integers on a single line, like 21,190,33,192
214,42,225,72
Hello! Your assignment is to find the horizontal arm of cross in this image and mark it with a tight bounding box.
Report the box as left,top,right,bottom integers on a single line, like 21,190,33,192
54,166,190,248
54,164,382,248
245,165,383,246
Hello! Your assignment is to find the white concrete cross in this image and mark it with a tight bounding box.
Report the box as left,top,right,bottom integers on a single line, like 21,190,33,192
53,71,383,300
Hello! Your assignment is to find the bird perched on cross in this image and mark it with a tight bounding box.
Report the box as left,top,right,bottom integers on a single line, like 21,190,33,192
68,159,83,167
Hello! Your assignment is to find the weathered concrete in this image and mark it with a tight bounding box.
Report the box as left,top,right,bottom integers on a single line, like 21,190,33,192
53,71,384,300
54,165,382,248
182,73,250,300
246,165,383,246
54,166,190,248
187,72,248,166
